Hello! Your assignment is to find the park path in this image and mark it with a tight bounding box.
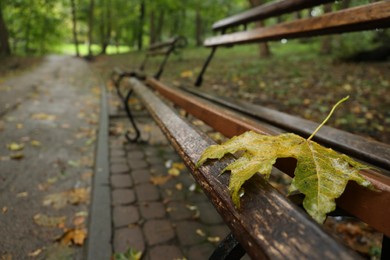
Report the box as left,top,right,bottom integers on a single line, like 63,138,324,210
0,55,100,259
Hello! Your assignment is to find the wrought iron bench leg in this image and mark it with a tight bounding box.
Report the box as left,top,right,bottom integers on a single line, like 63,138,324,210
209,233,246,260
382,235,389,260
195,46,217,87
123,88,141,143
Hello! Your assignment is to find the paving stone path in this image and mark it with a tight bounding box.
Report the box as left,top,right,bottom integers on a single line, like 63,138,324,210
107,93,231,259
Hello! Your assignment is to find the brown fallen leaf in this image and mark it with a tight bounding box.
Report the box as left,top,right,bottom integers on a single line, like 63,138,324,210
33,214,66,228
16,192,28,198
2,207,8,214
28,248,43,257
73,215,86,227
58,228,87,246
43,188,90,209
150,175,171,186
196,229,206,237
31,113,57,121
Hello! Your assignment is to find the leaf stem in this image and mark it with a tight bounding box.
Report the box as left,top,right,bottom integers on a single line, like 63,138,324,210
307,96,349,141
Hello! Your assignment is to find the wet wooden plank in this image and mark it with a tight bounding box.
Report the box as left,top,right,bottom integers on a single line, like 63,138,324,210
130,77,359,259
181,86,390,172
213,0,334,31
206,2,390,47
146,77,390,237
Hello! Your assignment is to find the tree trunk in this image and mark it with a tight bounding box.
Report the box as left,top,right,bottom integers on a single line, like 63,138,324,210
0,5,11,56
87,0,95,56
137,0,145,50
156,11,164,42
70,0,80,56
149,10,156,45
195,10,202,46
248,0,271,58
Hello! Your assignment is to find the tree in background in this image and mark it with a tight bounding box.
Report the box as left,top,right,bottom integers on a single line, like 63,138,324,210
0,3,11,56
70,0,80,57
248,0,271,58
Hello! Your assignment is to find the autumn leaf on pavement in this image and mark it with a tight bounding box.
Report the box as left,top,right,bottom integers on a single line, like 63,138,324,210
31,113,57,121
33,214,66,228
57,228,87,246
197,131,373,224
7,142,24,151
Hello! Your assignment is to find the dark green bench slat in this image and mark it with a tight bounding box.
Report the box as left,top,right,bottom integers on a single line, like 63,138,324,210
206,1,390,47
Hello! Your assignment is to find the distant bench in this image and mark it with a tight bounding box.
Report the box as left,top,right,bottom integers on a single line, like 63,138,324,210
110,36,186,141
113,1,390,259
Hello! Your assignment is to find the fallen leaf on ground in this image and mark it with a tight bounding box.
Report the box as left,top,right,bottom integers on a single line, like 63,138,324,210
16,123,23,129
180,70,193,78
172,162,185,171
57,228,87,246
73,217,86,227
43,188,90,209
33,214,66,228
7,143,24,151
28,248,43,257
31,113,57,121
10,152,24,160
16,192,28,198
0,253,12,260
30,140,42,147
150,175,171,186
196,229,206,237
168,168,180,177
207,236,221,243
175,183,183,190
2,207,8,214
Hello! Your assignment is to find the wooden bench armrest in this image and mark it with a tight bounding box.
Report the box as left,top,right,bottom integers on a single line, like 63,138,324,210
129,77,360,259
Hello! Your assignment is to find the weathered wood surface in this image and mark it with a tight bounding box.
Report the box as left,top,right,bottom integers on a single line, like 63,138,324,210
130,77,360,259
213,0,334,31
146,77,390,237
182,86,390,172
206,1,390,47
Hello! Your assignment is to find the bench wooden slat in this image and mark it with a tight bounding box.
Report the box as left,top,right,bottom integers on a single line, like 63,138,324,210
146,77,390,237
130,77,360,259
206,1,390,47
181,86,390,172
212,0,334,31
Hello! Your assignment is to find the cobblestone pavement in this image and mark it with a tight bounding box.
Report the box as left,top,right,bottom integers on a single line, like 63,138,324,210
107,94,231,260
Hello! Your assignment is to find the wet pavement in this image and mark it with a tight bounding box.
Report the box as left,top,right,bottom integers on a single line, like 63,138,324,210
0,55,233,259
0,55,100,259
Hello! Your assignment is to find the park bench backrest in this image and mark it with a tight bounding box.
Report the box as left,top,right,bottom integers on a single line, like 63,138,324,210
195,0,390,86
140,36,187,79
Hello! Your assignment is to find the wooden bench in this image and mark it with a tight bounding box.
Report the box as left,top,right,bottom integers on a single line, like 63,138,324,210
114,1,390,259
